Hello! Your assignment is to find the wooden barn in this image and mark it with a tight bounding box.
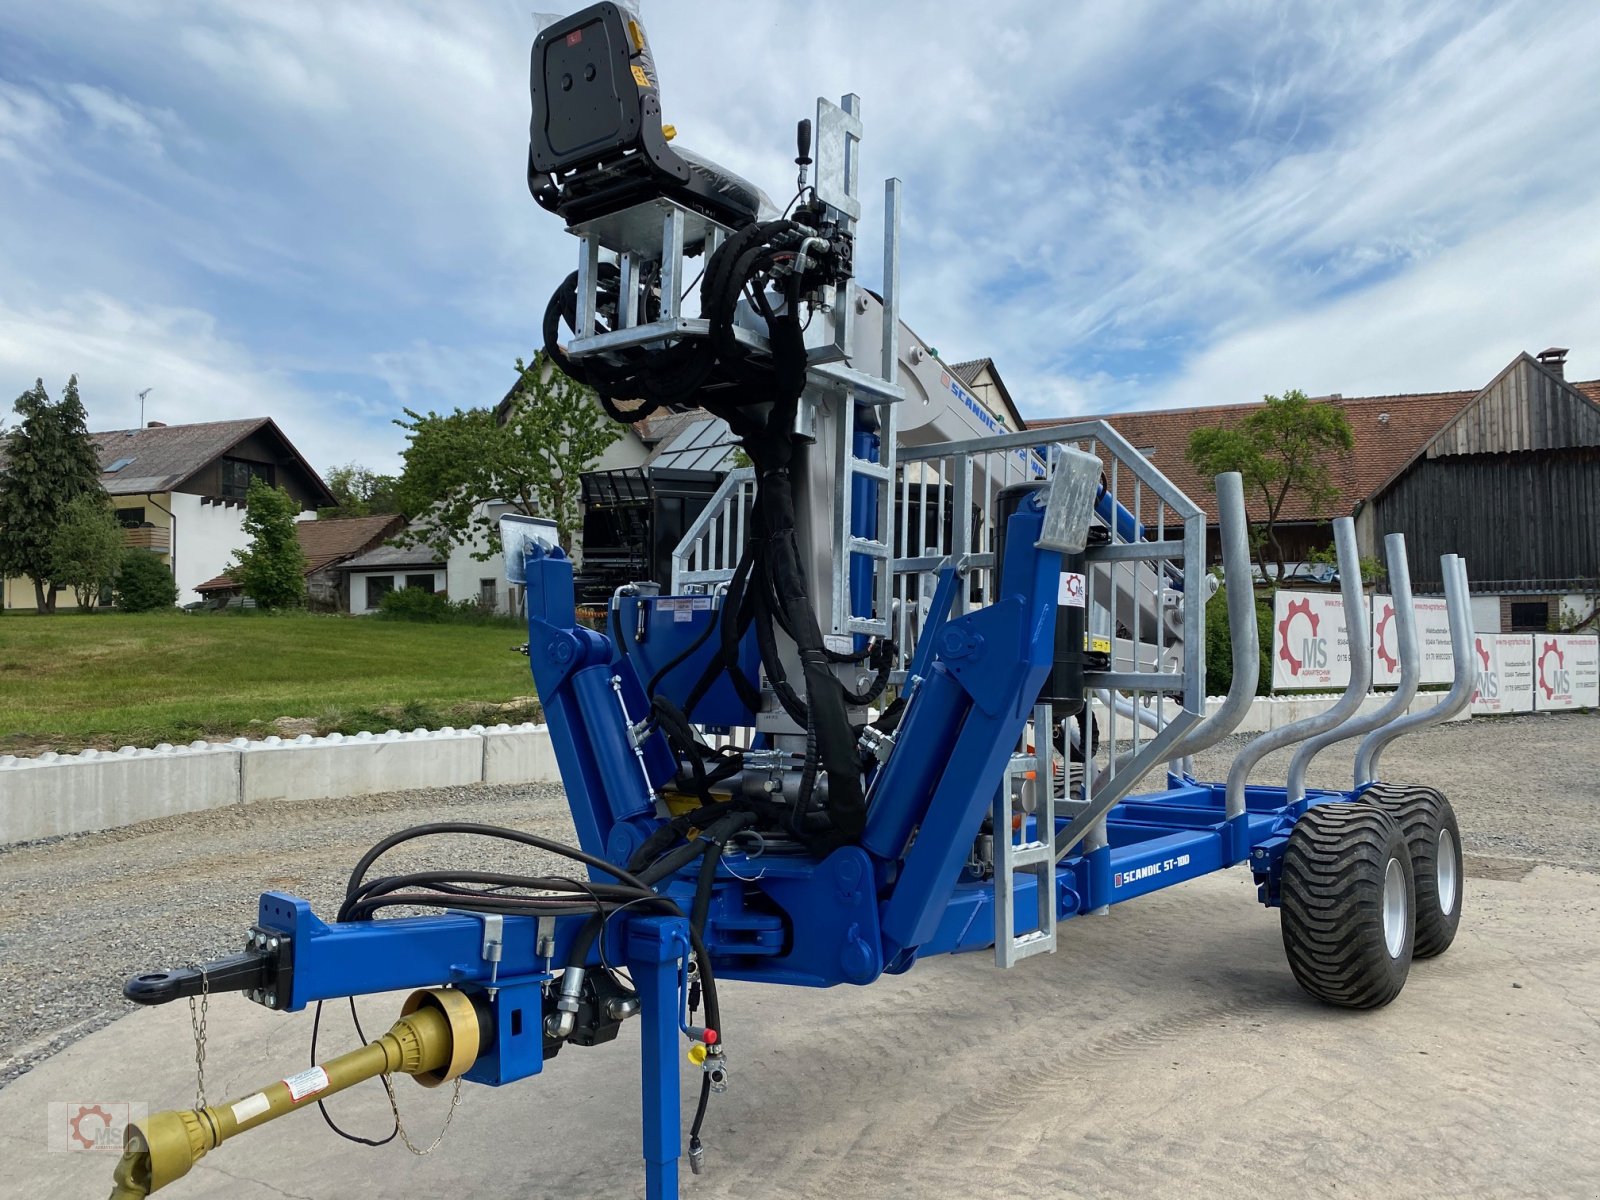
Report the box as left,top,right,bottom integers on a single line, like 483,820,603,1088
1358,348,1600,631
1028,346,1600,632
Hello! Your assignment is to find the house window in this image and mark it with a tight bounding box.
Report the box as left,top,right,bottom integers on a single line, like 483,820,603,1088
479,578,497,609
405,574,436,593
221,458,276,499
1508,600,1550,632
114,507,147,528
366,576,396,608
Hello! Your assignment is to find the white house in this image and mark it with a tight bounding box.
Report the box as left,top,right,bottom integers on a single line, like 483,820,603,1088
1,417,333,609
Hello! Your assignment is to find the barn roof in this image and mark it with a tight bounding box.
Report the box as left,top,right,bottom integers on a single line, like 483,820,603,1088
194,513,405,592
1030,388,1478,524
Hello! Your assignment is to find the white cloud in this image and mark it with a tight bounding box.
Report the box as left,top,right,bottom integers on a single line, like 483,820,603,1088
2,0,1599,479
0,80,61,168
61,83,182,155
1161,193,1600,409
0,289,406,472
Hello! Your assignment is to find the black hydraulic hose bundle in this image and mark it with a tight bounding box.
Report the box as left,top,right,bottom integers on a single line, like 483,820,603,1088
542,216,873,848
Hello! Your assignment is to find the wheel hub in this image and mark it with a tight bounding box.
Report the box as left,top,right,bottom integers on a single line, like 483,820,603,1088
1382,856,1407,958
1437,828,1459,916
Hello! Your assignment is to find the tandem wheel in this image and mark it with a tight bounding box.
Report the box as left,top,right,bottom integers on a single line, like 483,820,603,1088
1366,789,1463,959
1280,802,1415,1008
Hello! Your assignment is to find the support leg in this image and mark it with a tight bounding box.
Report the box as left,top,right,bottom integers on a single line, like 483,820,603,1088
626,915,686,1200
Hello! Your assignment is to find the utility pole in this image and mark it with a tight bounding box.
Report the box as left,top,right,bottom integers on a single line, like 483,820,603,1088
137,387,153,427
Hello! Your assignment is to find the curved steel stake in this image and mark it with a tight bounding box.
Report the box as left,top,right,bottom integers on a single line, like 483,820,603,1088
1226,517,1366,818
1355,555,1477,785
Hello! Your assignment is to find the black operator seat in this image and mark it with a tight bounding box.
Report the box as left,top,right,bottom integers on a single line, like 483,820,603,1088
528,3,772,230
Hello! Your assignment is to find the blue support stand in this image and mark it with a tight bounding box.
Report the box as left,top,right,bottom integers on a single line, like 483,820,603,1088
627,915,689,1200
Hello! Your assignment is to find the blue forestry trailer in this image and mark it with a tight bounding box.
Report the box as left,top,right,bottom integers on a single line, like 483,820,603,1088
108,6,1475,1196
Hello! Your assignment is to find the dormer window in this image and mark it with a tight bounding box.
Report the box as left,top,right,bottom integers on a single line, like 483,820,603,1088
221,457,275,499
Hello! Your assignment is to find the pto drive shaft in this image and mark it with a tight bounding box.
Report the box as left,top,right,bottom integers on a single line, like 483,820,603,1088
108,988,486,1199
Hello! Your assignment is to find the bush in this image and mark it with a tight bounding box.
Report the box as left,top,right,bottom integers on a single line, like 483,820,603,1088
377,586,452,622
115,549,179,612
1204,577,1272,698
375,587,521,626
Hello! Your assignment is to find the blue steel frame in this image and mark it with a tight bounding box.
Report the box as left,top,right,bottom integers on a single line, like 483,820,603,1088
233,483,1368,1199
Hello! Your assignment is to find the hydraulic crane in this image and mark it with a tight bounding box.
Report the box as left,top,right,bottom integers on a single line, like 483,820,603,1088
109,5,1475,1197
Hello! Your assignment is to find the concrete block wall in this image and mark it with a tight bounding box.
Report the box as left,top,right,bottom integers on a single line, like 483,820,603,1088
0,724,563,847
0,743,241,845
238,728,485,805
0,692,1487,847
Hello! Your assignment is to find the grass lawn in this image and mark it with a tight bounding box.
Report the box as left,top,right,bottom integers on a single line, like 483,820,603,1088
0,610,541,757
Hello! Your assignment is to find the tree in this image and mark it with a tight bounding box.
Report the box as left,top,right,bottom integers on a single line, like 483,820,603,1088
49,494,124,608
0,376,107,612
229,478,308,609
1187,389,1355,585
115,548,178,612
393,353,621,558
319,462,399,519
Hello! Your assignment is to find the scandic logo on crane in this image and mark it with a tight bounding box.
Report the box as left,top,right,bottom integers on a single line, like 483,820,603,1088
1277,597,1324,675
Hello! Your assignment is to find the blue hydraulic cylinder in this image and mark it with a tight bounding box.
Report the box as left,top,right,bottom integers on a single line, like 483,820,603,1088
861,663,969,861
520,544,674,867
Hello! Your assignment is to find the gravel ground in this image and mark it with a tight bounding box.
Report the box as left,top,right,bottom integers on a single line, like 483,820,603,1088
2,711,1596,1091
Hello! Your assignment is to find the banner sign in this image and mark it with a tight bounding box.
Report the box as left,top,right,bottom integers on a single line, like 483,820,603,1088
1533,634,1600,711
1369,594,1454,687
1273,591,1367,691
1470,635,1535,715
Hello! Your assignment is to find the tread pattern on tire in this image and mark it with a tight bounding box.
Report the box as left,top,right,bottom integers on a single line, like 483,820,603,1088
1280,802,1413,1009
1369,789,1461,959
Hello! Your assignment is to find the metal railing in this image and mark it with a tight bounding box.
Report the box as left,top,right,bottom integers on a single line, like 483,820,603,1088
669,467,755,594
888,421,1208,864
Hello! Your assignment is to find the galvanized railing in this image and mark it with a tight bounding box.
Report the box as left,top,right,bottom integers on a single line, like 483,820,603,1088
890,421,1207,864
670,467,755,594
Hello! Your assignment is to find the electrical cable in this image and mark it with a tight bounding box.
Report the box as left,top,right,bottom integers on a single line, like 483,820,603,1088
311,999,398,1146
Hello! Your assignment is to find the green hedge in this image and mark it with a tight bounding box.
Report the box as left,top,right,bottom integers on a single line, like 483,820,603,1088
1204,583,1273,698
375,586,520,627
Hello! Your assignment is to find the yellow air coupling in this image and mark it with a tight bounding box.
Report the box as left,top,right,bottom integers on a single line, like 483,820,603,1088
108,988,483,1199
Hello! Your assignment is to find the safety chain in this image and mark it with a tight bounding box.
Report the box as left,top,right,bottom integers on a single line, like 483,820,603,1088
380,1073,462,1155
187,963,210,1110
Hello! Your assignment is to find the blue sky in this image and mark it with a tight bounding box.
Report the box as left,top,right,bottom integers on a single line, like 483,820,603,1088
3,0,1600,474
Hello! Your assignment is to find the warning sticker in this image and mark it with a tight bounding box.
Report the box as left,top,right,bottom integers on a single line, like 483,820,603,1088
280,1066,330,1104
631,64,650,88
659,597,712,624
1057,572,1086,608
231,1093,271,1125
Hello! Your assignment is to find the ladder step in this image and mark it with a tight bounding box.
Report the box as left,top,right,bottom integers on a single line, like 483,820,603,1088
847,537,891,558
1009,843,1053,868
1007,931,1056,963
849,459,891,481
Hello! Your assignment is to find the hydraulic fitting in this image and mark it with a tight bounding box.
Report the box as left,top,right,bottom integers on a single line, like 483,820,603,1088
107,988,484,1198
544,966,587,1040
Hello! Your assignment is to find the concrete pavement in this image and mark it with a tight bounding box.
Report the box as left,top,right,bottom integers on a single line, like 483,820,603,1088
6,858,1598,1199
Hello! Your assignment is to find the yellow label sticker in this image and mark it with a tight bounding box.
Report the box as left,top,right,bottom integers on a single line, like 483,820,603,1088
631,64,650,89
1088,635,1112,654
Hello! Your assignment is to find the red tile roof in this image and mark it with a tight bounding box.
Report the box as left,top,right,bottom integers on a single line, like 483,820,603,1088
195,513,404,592
1030,389,1480,524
